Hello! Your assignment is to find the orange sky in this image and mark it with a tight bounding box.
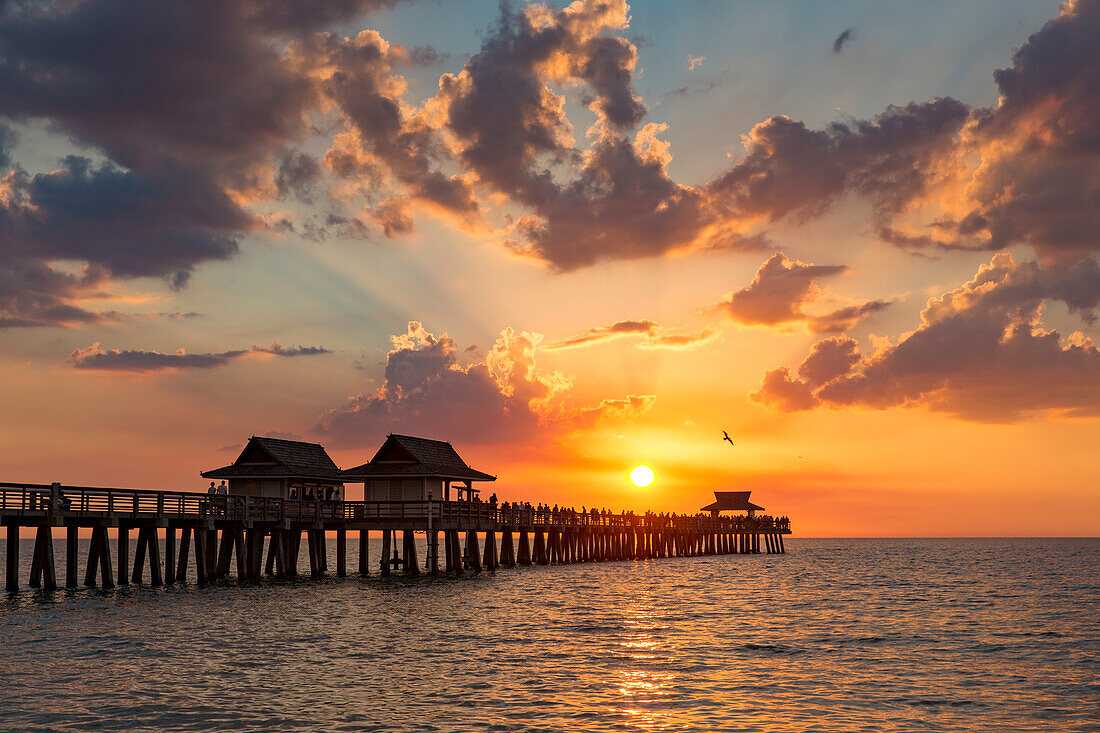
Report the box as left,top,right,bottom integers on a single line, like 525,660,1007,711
0,0,1097,536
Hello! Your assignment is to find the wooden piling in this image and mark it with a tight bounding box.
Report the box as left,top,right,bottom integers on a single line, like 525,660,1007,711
483,530,497,570
165,526,177,584
500,530,515,567
176,527,192,582
533,529,547,565
66,524,78,588
358,530,370,576
403,530,420,575
380,529,391,577
427,529,439,574
465,530,481,572
117,527,130,586
517,529,531,566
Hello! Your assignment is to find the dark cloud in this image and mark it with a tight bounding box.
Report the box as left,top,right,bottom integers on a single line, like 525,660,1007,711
319,322,654,446
69,341,331,372
716,253,890,333
832,28,854,54
0,0,324,323
753,254,1100,421
711,99,970,228
301,29,478,220
276,152,322,203
433,0,756,270
0,260,118,328
938,0,1100,262
548,319,717,350
0,121,15,168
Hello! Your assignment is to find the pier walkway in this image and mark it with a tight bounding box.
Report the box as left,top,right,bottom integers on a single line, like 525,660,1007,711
1,481,792,591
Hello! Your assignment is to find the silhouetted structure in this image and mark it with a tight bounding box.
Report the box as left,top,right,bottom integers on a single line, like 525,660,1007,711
701,490,764,517
0,434,792,592
200,436,344,500
343,434,494,502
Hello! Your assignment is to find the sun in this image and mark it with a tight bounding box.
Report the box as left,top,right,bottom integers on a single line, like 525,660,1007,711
629,464,655,488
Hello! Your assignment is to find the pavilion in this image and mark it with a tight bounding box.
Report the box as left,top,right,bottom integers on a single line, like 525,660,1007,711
201,436,345,500
700,491,764,518
342,434,495,503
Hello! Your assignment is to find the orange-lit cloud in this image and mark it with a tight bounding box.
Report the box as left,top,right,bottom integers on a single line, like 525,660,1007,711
753,254,1100,421
547,319,718,350
716,253,891,333
320,321,654,446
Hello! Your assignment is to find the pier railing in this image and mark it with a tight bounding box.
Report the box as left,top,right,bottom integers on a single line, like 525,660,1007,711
0,482,790,533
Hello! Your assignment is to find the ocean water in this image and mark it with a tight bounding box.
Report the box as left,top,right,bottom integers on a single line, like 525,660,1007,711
1,538,1097,732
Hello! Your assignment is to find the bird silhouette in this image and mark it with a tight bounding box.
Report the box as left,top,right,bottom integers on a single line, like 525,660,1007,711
722,431,734,445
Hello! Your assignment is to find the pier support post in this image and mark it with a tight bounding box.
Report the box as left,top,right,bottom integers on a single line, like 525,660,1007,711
500,530,515,567
29,525,56,590
336,529,347,577
193,528,208,583
448,531,464,575
428,530,439,574
403,530,420,575
483,530,497,570
779,534,785,554
177,527,192,582
517,529,531,566
66,524,79,588
131,527,146,584
358,531,369,576
380,529,391,577
85,525,114,588
165,526,177,584
117,527,130,586
465,531,481,572
533,529,547,565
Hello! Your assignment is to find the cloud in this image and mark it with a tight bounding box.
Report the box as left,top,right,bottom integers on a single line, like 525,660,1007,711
319,321,654,445
832,28,854,54
752,254,1100,421
716,253,890,333
69,342,332,372
547,319,717,350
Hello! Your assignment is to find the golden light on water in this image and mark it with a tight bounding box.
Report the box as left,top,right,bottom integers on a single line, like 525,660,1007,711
629,465,655,488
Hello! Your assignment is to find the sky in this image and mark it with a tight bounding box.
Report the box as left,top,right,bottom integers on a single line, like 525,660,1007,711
1,0,1098,536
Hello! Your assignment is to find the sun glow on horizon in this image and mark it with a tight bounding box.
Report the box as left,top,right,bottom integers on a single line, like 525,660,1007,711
629,464,655,488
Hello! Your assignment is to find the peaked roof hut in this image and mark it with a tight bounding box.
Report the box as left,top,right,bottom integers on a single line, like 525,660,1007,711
201,436,344,498
701,491,764,516
343,434,494,501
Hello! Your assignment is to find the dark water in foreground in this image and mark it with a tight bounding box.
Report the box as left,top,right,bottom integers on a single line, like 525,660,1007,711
1,538,1097,732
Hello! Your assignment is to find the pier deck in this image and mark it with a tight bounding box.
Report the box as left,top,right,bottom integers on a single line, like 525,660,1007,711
1,481,792,591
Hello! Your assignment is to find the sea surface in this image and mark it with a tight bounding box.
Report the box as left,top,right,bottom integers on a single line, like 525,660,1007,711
1,538,1097,732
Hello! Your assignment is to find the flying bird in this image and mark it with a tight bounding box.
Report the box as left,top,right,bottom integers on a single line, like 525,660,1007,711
722,431,734,445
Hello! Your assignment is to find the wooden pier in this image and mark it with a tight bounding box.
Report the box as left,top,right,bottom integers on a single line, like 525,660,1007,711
1,481,792,592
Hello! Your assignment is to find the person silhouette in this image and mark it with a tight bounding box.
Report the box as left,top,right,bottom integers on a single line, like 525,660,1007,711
216,480,228,495
207,481,216,495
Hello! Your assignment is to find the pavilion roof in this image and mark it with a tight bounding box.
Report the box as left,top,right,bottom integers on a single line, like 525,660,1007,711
342,434,495,482
700,490,764,513
201,436,343,481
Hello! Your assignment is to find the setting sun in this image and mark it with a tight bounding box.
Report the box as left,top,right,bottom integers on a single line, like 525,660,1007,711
629,464,655,488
